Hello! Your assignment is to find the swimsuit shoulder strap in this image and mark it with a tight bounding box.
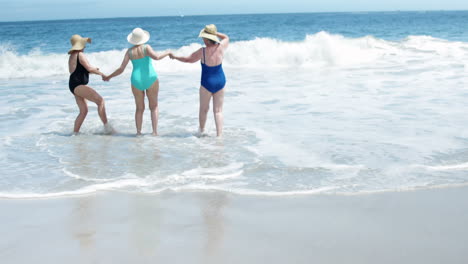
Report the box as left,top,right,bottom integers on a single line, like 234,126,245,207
202,47,205,64
143,44,147,57
76,52,84,67
129,48,133,60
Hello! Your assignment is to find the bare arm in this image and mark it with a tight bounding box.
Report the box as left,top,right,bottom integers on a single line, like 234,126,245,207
217,32,229,49
104,51,130,81
79,53,104,76
146,45,170,60
169,48,202,63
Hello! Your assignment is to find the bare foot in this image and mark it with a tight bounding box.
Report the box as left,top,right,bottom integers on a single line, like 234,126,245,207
104,123,115,135
196,127,207,137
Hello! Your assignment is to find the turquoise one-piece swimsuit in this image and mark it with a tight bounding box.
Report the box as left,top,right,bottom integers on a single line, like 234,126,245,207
130,44,158,91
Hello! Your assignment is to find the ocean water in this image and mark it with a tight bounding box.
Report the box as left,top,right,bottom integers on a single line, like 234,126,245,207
1,12,468,198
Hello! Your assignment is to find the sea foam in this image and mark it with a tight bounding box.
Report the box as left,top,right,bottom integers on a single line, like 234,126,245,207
2,32,467,79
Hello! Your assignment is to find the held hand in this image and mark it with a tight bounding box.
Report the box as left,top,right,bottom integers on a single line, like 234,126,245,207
95,68,105,77
169,53,176,59
102,75,111,82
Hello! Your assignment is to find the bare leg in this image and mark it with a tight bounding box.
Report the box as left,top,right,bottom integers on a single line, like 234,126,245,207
199,86,212,133
146,80,160,136
74,85,108,125
132,86,145,135
212,88,225,137
73,95,88,133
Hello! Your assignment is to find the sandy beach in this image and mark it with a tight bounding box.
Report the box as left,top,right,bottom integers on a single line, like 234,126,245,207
1,187,467,264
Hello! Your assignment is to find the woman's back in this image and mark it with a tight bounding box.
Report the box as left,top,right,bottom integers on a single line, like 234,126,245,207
129,45,148,60
68,52,83,74
202,44,224,66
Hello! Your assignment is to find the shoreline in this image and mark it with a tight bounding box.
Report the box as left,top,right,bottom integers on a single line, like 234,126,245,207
2,182,468,200
1,186,467,263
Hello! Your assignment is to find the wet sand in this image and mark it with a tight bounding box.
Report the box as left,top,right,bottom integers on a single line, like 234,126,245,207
1,187,468,264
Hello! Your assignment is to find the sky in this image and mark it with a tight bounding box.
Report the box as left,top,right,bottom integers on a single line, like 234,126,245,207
0,0,467,22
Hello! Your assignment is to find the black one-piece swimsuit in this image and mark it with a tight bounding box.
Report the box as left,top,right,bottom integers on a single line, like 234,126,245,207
68,53,89,94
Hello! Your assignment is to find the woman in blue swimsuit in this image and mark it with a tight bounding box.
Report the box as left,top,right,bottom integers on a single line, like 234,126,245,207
104,28,170,136
170,24,229,137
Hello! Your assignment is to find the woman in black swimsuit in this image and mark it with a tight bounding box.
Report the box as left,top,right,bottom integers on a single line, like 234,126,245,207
68,34,111,134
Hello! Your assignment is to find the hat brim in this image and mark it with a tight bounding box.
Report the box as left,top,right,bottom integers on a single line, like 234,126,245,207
127,30,150,45
68,37,91,54
199,29,220,43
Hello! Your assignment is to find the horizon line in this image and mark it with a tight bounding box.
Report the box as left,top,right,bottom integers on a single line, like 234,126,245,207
1,9,468,23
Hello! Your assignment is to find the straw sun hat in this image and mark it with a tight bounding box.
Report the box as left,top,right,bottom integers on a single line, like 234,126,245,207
127,28,150,45
68,34,91,54
199,24,220,43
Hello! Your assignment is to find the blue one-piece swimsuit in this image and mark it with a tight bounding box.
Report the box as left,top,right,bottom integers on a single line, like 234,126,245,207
200,48,226,94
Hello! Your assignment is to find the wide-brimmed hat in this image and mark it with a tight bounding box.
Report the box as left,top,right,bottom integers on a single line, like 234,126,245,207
68,34,91,54
127,28,150,45
199,24,220,43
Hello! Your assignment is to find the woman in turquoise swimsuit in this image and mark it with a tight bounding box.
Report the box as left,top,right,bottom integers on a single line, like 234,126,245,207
170,24,229,137
104,28,170,135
